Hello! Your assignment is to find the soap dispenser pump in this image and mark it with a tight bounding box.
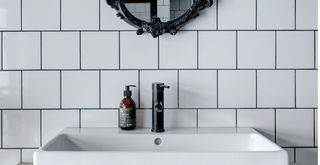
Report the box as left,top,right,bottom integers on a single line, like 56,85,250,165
119,85,136,130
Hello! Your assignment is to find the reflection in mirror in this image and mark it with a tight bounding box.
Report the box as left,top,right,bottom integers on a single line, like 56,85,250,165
124,0,193,22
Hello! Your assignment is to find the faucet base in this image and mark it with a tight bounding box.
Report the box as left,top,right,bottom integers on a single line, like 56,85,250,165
151,128,165,133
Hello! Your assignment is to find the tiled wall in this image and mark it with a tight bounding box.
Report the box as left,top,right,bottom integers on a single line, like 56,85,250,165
0,0,318,164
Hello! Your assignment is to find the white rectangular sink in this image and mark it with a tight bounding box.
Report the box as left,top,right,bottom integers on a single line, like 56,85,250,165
34,128,288,165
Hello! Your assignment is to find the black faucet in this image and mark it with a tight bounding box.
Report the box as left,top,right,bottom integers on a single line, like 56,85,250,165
151,82,169,133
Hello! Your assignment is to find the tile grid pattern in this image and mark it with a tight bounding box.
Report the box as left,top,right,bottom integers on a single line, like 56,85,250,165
0,0,318,164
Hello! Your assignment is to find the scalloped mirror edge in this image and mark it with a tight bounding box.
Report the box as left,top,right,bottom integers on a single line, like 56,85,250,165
106,0,214,38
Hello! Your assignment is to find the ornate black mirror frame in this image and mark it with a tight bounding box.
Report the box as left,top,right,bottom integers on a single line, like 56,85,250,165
106,0,213,38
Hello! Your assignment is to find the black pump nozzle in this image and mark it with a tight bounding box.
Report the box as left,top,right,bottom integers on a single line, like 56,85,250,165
124,85,136,97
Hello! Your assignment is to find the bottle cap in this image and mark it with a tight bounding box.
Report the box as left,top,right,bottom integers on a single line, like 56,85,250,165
124,85,136,96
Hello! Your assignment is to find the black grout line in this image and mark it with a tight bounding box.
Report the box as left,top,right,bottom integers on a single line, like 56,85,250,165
118,31,121,69
20,71,23,109
177,70,180,108
1,107,316,110
255,0,257,30
99,70,101,109
216,70,219,108
40,32,43,69
20,0,22,31
158,37,160,69
60,0,62,30
79,109,81,128
60,70,62,109
275,109,277,143
0,68,317,71
99,0,101,30
294,0,297,30
216,0,218,30
314,31,317,69
294,70,297,108
1,32,3,70
282,146,318,148
1,147,42,150
196,31,199,69
196,109,199,128
138,70,141,108
0,29,317,32
79,32,82,70
236,109,238,128
314,109,316,147
236,31,238,69
275,31,277,69
1,110,3,148
255,70,258,108
40,110,42,147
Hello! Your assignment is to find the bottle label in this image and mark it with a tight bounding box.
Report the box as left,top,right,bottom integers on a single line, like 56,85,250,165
119,108,136,128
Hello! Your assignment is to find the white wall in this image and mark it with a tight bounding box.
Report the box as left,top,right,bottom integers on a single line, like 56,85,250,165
0,0,317,164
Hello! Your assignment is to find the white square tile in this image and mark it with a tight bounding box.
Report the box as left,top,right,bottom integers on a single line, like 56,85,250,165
22,0,60,30
81,32,119,69
0,0,21,30
257,70,295,108
198,109,236,127
218,70,256,108
179,70,217,108
120,32,158,69
199,31,236,69
296,0,317,29
21,149,37,163
42,110,79,144
140,70,177,108
164,109,197,127
3,110,40,148
276,109,314,147
218,0,256,29
3,32,40,69
277,31,314,69
42,32,80,69
100,0,135,30
159,31,197,69
237,109,275,141
0,150,20,165
283,148,295,164
61,0,99,30
81,109,118,127
0,71,21,108
257,0,295,29
296,148,318,165
296,70,318,108
23,71,60,108
101,71,138,108
238,31,275,69
62,71,99,108
136,109,152,128
182,0,216,30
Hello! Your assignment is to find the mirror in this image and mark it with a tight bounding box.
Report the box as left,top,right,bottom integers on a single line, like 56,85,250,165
124,0,194,22
106,0,213,37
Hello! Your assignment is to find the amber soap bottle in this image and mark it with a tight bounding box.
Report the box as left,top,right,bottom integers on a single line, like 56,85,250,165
119,85,136,130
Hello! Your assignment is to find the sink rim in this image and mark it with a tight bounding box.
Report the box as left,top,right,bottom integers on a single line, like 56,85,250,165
38,127,284,153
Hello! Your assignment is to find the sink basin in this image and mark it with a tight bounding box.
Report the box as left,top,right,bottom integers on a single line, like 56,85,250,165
34,127,288,165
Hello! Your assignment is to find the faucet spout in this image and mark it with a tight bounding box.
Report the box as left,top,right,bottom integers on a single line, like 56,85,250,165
151,82,169,133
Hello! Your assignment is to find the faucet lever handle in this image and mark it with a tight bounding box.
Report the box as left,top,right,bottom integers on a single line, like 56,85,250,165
160,84,170,89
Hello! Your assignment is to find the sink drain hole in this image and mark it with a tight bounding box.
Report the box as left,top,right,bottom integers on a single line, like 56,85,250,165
154,137,162,145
